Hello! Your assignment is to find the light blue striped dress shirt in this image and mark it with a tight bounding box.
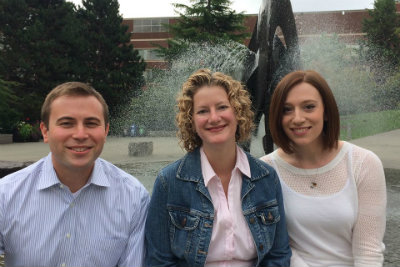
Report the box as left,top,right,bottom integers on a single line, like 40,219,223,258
0,153,150,267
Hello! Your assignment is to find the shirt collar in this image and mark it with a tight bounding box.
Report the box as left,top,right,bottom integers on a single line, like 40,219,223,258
200,146,251,187
37,153,110,190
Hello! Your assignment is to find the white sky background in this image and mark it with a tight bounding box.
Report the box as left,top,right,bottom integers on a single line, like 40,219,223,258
68,0,375,18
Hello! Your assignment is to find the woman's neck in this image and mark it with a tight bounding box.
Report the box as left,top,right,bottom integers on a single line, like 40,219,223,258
203,142,237,193
279,140,342,169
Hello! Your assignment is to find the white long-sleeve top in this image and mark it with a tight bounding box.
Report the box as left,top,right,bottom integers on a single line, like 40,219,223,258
260,141,386,267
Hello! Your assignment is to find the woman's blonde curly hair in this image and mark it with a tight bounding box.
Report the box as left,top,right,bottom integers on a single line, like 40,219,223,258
176,69,254,152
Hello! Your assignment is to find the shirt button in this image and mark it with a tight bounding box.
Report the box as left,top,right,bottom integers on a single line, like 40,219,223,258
59,185,64,189
259,244,264,250
61,263,66,267
66,233,71,238
249,218,255,224
181,217,187,227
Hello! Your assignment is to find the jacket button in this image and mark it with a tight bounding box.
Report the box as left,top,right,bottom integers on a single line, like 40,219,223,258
259,244,264,250
249,218,255,224
267,212,274,221
181,217,187,227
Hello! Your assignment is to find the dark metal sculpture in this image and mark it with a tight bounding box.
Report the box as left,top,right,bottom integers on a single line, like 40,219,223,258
244,0,301,154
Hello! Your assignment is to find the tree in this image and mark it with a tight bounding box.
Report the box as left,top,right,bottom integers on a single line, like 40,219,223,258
159,0,249,60
0,79,21,133
77,0,145,123
0,0,85,121
361,0,400,75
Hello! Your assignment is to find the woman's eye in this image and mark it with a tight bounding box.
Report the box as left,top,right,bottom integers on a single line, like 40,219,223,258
218,105,228,110
305,104,315,110
283,106,292,113
196,109,207,114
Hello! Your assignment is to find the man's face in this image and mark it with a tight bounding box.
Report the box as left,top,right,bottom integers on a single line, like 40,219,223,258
40,95,109,176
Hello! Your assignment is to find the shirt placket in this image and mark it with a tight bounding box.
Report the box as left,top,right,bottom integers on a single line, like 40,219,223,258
57,184,78,267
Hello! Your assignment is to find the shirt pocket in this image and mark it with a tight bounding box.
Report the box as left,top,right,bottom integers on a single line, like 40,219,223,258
168,207,201,258
83,237,127,266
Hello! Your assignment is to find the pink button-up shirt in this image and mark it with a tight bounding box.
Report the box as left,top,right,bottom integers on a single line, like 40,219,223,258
200,146,257,267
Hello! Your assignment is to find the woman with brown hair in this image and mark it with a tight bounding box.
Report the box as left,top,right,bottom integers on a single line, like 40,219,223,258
261,70,386,267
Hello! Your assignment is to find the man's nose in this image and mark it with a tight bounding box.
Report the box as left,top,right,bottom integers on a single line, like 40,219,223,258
72,124,89,139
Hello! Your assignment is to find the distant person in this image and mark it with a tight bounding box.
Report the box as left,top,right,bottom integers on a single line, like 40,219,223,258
260,70,386,267
0,82,150,266
145,69,291,266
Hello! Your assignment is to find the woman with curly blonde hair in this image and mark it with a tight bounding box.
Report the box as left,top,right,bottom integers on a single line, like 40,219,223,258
145,69,291,267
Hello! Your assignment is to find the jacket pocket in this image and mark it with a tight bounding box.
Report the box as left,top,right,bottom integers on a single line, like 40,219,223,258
245,200,280,253
168,207,201,258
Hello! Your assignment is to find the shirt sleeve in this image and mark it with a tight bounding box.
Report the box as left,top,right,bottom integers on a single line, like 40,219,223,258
352,150,386,267
118,186,150,267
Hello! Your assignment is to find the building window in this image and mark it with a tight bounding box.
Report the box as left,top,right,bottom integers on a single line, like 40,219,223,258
138,49,164,61
133,18,169,33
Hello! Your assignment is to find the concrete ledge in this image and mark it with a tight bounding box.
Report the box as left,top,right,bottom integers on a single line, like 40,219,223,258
129,142,153,157
0,134,12,144
0,161,33,178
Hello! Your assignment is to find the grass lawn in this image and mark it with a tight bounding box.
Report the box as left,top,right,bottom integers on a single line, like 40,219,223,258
340,109,400,140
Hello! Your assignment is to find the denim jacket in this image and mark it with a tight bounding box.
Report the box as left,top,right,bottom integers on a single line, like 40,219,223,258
145,147,291,267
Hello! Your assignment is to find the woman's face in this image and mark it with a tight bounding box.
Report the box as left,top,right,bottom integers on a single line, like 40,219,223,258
192,85,238,150
281,82,325,150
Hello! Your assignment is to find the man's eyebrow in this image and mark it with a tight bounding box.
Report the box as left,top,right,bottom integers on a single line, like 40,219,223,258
85,117,102,121
56,116,75,121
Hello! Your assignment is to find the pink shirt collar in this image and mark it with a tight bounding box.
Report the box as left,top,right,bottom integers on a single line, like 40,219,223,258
200,145,251,187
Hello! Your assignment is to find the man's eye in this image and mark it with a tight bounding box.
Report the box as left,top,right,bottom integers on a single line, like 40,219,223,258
60,122,72,127
86,122,100,127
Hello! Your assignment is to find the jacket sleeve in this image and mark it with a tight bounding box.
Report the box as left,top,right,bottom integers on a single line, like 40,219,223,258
260,171,292,266
145,172,178,267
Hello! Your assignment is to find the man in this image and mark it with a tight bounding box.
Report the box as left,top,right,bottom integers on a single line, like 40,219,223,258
0,82,150,266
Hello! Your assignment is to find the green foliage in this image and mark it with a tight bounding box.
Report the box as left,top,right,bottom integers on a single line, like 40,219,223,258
0,0,85,121
301,34,377,115
361,0,400,77
77,0,146,119
0,79,21,133
15,121,33,142
0,0,145,127
340,109,400,140
159,0,249,60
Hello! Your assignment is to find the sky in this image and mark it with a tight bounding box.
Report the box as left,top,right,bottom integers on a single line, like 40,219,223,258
68,0,375,18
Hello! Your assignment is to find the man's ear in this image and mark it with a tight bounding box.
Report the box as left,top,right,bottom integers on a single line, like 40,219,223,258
105,123,110,136
40,122,49,143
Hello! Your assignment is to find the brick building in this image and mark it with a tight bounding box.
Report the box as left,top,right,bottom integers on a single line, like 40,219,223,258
123,3,400,74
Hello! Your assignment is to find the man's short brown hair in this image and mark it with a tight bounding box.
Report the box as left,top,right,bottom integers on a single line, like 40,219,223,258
41,82,109,128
